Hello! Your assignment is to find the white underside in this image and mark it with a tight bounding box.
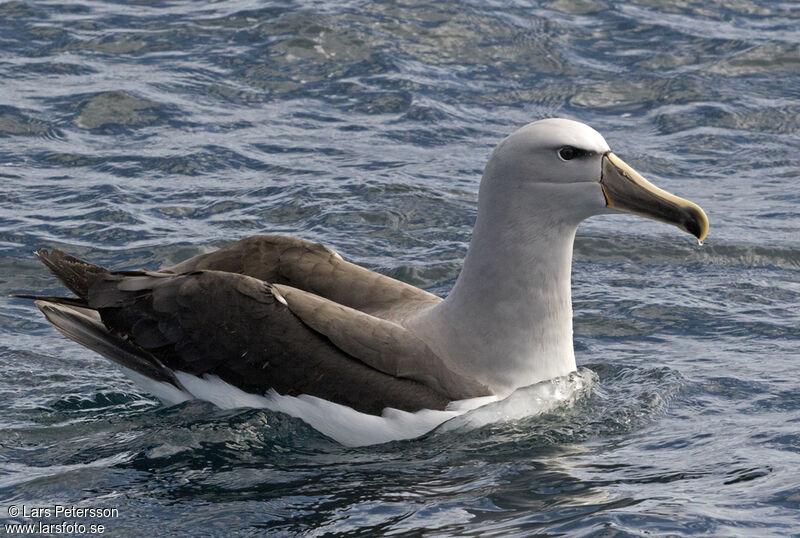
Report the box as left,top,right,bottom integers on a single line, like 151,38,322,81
119,366,595,447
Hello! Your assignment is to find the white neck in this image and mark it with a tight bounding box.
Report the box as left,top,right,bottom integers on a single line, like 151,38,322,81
408,187,580,395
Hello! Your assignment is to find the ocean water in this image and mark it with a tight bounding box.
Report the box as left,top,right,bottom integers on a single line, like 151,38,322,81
1,0,799,535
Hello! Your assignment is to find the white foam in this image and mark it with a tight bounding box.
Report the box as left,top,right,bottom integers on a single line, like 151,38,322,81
438,369,597,433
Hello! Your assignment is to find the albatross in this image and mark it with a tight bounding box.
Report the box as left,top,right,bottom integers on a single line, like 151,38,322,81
16,118,708,446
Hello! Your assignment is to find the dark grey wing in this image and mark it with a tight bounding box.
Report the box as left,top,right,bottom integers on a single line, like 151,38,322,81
87,269,450,415
163,235,441,321
272,284,491,400
34,301,186,389
34,248,108,299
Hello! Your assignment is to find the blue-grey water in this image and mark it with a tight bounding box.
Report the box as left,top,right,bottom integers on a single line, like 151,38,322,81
1,0,799,536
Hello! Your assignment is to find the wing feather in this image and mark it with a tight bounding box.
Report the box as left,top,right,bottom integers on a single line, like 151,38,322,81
87,269,450,415
164,235,441,321
272,284,490,400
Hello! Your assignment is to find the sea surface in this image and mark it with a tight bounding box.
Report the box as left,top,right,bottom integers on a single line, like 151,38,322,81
1,0,799,536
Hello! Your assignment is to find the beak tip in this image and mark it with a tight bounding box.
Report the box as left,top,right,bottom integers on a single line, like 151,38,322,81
686,205,709,242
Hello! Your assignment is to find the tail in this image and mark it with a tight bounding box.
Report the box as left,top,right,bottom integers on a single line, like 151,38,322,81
13,249,191,404
10,248,107,308
34,248,108,299
34,300,189,403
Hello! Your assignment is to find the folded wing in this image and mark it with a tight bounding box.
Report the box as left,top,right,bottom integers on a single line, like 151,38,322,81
84,269,451,415
163,235,442,322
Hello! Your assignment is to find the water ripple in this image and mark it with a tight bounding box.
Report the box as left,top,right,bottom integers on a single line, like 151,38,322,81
1,0,799,535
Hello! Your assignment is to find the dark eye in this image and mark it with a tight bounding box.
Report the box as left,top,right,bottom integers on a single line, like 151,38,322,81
558,146,586,161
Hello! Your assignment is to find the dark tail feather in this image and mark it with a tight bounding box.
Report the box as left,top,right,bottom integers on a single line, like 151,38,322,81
35,249,108,300
10,294,88,308
35,300,188,393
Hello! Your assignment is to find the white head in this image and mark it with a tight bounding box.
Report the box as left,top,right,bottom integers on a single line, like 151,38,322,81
479,118,708,240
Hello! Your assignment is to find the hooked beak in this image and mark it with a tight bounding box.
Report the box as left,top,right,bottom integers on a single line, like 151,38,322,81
600,152,709,242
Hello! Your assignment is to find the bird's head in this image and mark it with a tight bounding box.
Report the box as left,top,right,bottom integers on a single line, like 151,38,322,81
481,118,708,242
